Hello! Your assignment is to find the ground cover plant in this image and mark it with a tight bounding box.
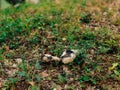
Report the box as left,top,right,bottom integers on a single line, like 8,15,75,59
0,0,120,90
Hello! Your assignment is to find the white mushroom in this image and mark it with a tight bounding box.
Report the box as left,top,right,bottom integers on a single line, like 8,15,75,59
42,49,79,63
61,49,79,64
43,54,60,62
52,56,61,61
43,54,52,62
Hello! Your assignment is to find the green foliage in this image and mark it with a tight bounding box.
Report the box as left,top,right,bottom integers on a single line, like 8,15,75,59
57,71,67,84
35,75,41,82
29,35,39,44
74,49,87,65
17,59,28,78
80,12,91,24
30,15,46,30
9,42,19,49
50,7,62,16
57,74,67,83
0,0,120,89
81,0,87,8
79,75,96,85
35,61,41,70
17,71,27,77
97,46,110,54
21,59,27,72
82,30,95,40
0,49,4,60
8,77,18,85
30,86,38,90
74,29,96,64
5,53,12,58
116,54,120,60
0,17,26,45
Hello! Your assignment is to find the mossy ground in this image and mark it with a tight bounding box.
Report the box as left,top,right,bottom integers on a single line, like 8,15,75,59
0,0,120,90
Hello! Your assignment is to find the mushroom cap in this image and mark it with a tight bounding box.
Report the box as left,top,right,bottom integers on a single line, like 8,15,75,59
61,49,78,64
62,53,76,64
43,54,52,62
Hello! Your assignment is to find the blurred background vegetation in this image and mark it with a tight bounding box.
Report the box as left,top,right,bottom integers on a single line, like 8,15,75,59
0,0,120,89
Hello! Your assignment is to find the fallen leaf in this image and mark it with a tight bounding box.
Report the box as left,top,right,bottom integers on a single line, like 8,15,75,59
63,66,71,75
28,81,35,86
40,71,49,78
47,35,55,39
86,86,96,90
12,63,17,68
54,85,62,90
6,69,18,77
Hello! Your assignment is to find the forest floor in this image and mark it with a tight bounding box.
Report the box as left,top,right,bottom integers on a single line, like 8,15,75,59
0,0,120,90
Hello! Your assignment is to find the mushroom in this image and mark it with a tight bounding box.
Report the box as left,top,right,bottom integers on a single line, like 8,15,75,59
61,49,79,64
42,54,60,62
52,56,61,61
42,54,52,62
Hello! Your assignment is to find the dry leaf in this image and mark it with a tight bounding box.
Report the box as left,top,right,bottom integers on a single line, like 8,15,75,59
12,64,17,68
56,85,62,90
7,69,18,77
40,71,49,78
47,35,55,39
55,0,60,4
63,66,71,74
10,85,16,90
28,81,35,86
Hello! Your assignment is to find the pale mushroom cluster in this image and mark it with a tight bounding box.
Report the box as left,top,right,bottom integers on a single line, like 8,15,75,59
42,49,79,64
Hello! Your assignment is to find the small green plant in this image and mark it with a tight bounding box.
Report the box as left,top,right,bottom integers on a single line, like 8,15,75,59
81,0,87,8
74,49,87,65
97,46,110,54
80,12,92,24
57,72,67,84
8,77,18,85
35,61,41,70
82,30,95,40
50,8,62,16
29,86,38,90
0,49,4,60
35,75,41,82
21,59,27,71
5,53,12,58
116,54,120,60
0,32,7,44
9,42,19,49
58,75,66,83
17,59,28,78
17,71,27,77
29,35,39,44
79,75,96,85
